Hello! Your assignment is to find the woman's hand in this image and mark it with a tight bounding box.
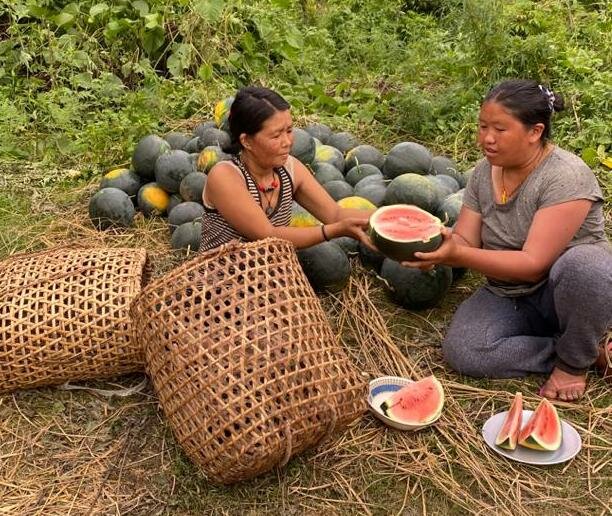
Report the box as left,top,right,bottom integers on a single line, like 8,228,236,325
401,227,459,270
327,217,375,249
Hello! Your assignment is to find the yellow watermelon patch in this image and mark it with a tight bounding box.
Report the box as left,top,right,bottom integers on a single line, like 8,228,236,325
105,168,128,180
337,196,376,211
315,145,335,161
214,97,233,128
141,185,170,210
290,204,320,227
197,149,219,171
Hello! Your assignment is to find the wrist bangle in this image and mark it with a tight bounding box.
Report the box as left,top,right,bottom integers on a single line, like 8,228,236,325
321,224,330,241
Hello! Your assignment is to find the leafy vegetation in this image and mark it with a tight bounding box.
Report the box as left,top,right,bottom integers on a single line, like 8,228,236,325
0,0,610,172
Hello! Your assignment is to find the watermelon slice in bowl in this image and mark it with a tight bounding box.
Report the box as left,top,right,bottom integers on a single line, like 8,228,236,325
368,375,444,431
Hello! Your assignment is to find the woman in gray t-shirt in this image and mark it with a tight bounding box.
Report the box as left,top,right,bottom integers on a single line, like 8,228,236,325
402,79,611,402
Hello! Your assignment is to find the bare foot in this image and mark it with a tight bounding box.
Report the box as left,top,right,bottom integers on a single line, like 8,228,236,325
539,367,586,401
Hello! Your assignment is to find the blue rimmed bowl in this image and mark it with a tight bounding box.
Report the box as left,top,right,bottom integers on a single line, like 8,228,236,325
368,376,442,431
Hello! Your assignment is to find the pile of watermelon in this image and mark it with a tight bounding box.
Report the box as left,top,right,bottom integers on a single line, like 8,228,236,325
88,96,473,310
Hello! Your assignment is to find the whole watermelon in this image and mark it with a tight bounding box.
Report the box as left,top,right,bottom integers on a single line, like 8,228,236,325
297,241,351,293
381,259,452,310
132,135,171,181
89,188,136,230
383,173,439,214
383,142,433,178
290,128,316,165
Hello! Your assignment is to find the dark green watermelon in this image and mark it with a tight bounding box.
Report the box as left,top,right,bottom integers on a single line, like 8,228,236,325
328,132,359,154
100,168,142,197
304,123,333,144
345,144,385,171
154,150,194,193
354,181,387,206
358,241,385,273
345,164,382,187
323,180,354,201
179,172,206,203
383,173,440,214
332,236,359,255
383,142,433,178
168,202,204,231
380,259,452,310
164,132,192,150
168,193,183,214
313,163,345,184
193,121,217,138
290,128,316,165
132,135,171,181
297,241,351,293
89,188,136,230
197,127,232,152
171,221,202,252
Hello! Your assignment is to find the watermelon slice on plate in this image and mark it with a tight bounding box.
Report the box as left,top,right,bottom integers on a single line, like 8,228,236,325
518,398,562,451
495,392,523,450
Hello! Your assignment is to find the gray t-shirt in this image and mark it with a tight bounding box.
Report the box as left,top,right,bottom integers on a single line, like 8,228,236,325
463,146,609,297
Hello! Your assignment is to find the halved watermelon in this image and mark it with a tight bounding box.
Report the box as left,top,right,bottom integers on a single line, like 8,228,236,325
380,376,444,425
369,204,443,262
518,398,562,451
495,392,523,450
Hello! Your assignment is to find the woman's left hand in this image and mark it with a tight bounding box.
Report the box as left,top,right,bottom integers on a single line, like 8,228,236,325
401,227,458,270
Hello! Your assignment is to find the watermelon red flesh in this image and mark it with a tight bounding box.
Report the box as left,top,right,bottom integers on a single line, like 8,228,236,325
374,208,440,242
495,392,523,450
518,398,562,451
370,204,443,262
380,376,444,425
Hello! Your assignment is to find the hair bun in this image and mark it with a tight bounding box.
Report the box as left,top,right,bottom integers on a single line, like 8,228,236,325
551,91,565,113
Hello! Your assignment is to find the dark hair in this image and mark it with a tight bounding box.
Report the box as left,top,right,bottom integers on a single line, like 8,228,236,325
227,86,290,152
483,79,565,142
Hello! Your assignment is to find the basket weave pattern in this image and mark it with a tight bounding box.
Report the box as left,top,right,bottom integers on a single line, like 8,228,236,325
131,238,366,484
0,247,148,394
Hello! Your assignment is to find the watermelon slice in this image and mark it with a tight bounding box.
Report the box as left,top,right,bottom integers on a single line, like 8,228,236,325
380,376,444,425
369,204,443,262
494,392,523,450
518,398,562,451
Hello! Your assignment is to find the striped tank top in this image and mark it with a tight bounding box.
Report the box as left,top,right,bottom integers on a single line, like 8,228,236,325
199,155,295,252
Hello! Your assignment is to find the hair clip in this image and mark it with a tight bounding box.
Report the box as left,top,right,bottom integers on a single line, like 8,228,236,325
538,84,555,112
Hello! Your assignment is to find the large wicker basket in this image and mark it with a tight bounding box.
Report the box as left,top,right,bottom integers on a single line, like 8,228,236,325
0,246,148,394
131,238,366,484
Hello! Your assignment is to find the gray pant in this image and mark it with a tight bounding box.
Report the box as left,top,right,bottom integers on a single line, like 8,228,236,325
442,244,612,377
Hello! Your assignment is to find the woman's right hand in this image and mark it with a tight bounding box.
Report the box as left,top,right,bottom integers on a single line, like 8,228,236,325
326,217,376,250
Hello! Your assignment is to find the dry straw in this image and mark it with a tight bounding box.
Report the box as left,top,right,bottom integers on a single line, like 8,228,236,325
0,246,148,394
131,237,367,484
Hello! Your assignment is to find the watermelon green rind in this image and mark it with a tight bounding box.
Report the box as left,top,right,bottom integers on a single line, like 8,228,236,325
290,128,316,165
89,187,136,230
383,173,440,214
132,134,171,180
380,376,444,425
297,241,351,293
380,259,452,310
369,205,443,262
383,141,433,178
518,399,562,451
495,392,523,450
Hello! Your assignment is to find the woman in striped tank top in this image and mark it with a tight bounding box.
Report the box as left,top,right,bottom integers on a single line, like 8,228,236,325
200,86,374,253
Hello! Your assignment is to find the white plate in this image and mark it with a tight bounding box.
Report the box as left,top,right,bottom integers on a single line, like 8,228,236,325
368,376,442,431
482,409,582,465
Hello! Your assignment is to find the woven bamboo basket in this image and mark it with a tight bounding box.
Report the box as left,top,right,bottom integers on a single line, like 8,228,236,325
131,237,366,484
0,246,148,394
